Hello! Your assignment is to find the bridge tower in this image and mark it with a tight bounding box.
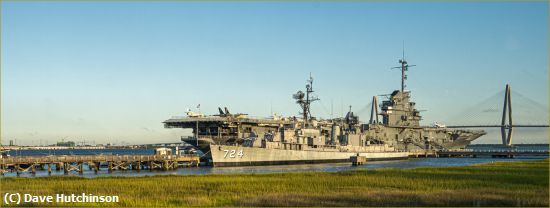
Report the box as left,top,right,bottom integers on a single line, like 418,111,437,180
369,96,379,124
501,84,513,146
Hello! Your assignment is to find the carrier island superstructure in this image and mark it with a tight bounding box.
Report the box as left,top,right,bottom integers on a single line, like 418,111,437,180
164,57,485,166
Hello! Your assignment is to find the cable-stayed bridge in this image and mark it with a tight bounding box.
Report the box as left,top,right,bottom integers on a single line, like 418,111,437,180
444,84,548,146
355,84,548,146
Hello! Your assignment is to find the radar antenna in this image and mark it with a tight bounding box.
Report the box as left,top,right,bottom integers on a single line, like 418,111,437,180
391,41,416,92
293,73,319,126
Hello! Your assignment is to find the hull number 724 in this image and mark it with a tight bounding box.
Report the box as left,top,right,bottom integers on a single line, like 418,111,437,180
223,150,244,158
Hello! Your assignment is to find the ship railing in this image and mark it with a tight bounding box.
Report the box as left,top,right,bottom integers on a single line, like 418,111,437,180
178,154,199,158
170,116,187,119
168,115,277,120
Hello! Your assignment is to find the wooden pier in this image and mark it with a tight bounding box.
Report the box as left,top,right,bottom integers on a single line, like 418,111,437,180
408,150,438,158
0,154,200,175
436,150,548,158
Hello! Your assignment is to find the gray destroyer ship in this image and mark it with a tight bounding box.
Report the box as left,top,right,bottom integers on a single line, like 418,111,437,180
164,57,485,166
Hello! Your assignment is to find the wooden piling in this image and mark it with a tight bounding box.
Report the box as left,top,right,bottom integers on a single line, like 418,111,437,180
95,162,100,173
78,162,83,174
16,164,21,175
163,160,169,170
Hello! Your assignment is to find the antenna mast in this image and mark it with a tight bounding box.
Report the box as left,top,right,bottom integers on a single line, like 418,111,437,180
293,73,319,126
391,42,416,92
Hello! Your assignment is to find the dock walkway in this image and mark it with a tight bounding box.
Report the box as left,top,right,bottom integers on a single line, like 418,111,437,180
0,154,200,175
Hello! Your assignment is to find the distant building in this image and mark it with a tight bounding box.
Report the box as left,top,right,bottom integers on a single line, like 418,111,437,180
57,141,76,147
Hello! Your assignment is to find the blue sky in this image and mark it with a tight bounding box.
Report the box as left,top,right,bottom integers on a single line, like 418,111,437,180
1,2,548,145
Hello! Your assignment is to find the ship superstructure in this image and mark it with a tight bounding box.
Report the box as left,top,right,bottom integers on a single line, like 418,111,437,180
359,54,485,150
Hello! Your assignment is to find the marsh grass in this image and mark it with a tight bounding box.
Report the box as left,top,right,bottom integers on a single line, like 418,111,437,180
1,159,548,207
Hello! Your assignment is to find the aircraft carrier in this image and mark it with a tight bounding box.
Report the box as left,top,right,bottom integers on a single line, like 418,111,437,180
163,56,485,166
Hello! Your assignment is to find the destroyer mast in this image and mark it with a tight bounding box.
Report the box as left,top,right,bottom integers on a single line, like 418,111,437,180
293,74,319,126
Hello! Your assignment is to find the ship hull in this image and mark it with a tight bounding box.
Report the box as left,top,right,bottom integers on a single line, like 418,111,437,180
210,144,409,167
447,130,486,148
371,126,487,151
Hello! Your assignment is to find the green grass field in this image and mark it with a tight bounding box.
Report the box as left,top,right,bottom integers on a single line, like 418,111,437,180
1,159,548,207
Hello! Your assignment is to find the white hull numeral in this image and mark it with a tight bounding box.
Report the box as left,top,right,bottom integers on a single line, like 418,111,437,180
223,150,244,158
